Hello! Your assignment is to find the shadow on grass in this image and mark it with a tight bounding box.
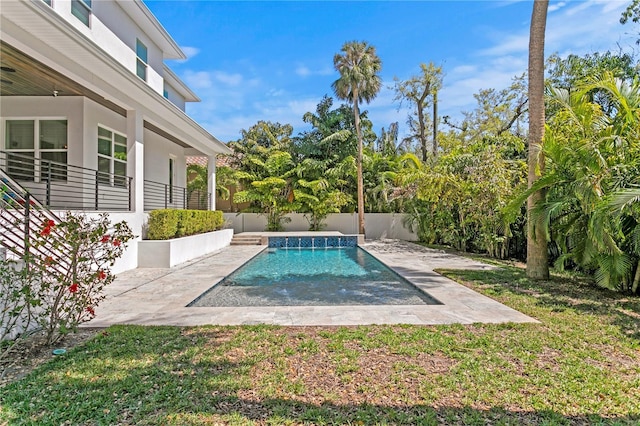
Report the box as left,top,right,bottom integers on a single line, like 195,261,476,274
439,265,640,341
1,324,638,425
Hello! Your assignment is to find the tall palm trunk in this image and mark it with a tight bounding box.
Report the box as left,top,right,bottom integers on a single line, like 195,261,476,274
433,91,438,156
353,93,365,236
527,0,549,279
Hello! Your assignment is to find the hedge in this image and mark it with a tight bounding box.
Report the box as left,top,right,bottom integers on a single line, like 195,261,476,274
146,209,225,240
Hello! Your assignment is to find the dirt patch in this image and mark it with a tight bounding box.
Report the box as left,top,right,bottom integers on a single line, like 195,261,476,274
0,328,100,387
239,328,457,407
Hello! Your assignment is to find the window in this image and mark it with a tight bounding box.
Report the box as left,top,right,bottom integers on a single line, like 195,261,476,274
168,157,175,203
97,126,127,187
4,119,68,181
71,0,91,27
136,39,148,81
42,0,53,7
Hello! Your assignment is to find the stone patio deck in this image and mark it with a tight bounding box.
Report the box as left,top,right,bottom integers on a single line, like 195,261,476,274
85,239,537,327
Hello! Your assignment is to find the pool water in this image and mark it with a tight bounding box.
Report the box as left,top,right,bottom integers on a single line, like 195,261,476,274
189,247,441,307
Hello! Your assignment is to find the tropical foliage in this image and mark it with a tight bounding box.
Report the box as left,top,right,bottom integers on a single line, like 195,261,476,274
519,73,640,291
332,40,383,235
220,16,640,293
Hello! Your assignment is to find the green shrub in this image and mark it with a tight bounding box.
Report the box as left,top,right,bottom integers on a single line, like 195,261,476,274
146,209,224,240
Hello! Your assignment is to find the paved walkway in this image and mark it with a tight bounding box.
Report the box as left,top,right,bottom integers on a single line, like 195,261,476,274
85,240,537,327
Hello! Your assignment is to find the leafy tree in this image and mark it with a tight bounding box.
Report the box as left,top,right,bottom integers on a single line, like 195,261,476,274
296,96,358,163
546,51,639,115
443,75,528,148
233,151,301,231
229,121,299,230
393,63,443,160
376,122,403,156
332,41,383,236
513,73,640,292
186,164,209,209
527,0,550,280
187,162,238,210
402,136,526,256
621,0,640,43
295,157,354,230
228,121,295,173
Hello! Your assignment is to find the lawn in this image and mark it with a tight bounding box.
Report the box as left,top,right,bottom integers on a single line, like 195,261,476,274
1,264,639,425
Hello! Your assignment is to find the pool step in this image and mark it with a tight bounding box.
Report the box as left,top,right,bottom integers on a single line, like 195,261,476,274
230,235,264,246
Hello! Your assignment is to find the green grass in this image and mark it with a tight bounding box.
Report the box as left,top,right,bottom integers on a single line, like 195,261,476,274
1,264,639,425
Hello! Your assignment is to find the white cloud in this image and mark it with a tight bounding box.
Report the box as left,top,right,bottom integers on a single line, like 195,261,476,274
183,71,213,89
450,65,478,75
181,46,200,60
295,63,334,78
548,2,567,13
213,71,243,86
295,65,311,77
440,0,633,126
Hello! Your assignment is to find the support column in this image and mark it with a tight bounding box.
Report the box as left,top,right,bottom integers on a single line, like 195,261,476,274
127,110,144,213
207,154,217,210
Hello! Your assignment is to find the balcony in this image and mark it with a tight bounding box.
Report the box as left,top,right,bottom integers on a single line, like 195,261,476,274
1,151,211,212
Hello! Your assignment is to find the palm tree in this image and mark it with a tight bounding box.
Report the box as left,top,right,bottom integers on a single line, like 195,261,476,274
332,41,382,236
527,0,550,279
516,73,640,292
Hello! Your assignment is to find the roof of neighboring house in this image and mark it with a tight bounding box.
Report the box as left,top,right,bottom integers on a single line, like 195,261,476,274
186,156,234,168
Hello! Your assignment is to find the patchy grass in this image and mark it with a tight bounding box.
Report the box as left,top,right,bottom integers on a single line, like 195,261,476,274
1,265,639,425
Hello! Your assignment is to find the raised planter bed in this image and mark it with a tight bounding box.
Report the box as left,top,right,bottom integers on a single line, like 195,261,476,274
138,229,233,268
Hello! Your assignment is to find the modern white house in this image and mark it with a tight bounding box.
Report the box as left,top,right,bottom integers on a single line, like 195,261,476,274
0,0,231,272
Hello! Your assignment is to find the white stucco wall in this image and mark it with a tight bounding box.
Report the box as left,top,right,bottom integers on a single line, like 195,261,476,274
143,129,186,187
163,83,187,111
82,98,128,171
47,0,164,95
0,96,83,168
223,213,418,240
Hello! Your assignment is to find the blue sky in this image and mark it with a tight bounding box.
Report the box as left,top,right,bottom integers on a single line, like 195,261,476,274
146,0,637,143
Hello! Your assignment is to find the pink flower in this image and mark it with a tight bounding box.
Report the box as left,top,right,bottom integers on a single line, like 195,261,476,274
112,239,121,247
97,270,107,280
44,256,54,266
69,283,79,293
100,235,110,243
47,219,55,227
86,306,95,316
40,226,51,237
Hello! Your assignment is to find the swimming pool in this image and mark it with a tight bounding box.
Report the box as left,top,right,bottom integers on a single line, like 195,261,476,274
189,247,441,307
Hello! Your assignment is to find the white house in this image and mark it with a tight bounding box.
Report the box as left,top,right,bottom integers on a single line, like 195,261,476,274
0,0,231,272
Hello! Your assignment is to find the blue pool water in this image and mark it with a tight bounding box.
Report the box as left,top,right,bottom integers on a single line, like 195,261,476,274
189,247,441,307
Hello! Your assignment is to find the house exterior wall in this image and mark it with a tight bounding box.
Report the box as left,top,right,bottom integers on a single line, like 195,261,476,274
0,96,83,168
163,83,187,111
223,213,418,240
143,129,187,188
45,0,165,96
1,0,230,273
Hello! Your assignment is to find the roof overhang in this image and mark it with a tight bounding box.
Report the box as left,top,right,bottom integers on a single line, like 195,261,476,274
117,0,185,60
0,0,230,156
163,65,200,103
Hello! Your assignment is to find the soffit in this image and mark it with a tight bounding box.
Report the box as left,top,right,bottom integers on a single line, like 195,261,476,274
0,41,126,116
0,0,230,155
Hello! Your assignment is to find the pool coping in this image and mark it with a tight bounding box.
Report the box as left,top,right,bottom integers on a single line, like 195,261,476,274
85,239,538,327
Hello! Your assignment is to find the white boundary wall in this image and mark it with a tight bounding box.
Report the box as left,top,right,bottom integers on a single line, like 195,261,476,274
223,213,417,241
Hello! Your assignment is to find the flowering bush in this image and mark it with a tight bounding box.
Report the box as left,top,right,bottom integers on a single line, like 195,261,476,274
0,259,41,364
28,212,134,344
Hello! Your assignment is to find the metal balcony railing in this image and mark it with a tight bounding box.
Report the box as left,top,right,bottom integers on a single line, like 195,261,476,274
143,180,211,211
0,169,71,272
1,151,212,213
0,151,132,211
